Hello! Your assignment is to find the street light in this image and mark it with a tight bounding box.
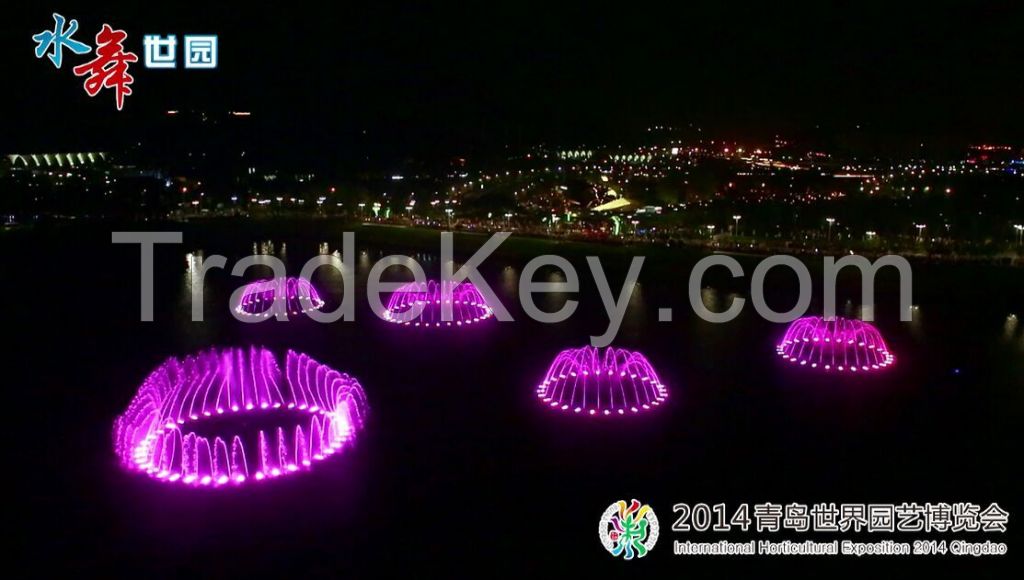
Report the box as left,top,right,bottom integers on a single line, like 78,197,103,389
825,217,835,241
1015,224,1023,246
732,214,742,236
706,224,716,238
915,223,926,241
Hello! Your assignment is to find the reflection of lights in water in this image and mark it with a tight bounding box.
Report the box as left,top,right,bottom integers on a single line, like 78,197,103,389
701,287,716,310
700,287,722,312
113,347,368,487
630,282,644,305
844,299,856,318
383,280,493,327
777,316,895,373
185,250,204,270
906,304,924,339
183,251,205,297
536,269,570,312
235,277,324,318
311,254,346,293
251,240,287,256
501,266,518,298
726,292,743,310
318,242,330,255
256,240,276,255
185,252,200,273
536,346,668,416
1004,314,1019,342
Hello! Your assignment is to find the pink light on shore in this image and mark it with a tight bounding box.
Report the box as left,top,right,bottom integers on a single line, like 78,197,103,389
383,280,494,327
113,347,368,487
777,316,895,372
536,346,668,416
235,277,324,318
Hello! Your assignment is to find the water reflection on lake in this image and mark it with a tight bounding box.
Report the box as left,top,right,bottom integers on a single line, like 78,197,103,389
7,221,1022,575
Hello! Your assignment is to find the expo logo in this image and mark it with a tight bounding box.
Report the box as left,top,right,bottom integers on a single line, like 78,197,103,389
599,500,660,560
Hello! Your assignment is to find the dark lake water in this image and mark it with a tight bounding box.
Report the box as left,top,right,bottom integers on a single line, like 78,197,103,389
6,220,1022,576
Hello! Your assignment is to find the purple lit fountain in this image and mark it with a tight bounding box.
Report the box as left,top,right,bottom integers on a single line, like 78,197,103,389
235,277,324,318
776,316,895,372
536,346,668,416
113,347,368,487
383,280,494,327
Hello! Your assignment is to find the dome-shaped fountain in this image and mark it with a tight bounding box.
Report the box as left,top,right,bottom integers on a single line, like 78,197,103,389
536,346,668,416
113,347,368,487
776,316,895,372
235,277,324,318
383,280,494,327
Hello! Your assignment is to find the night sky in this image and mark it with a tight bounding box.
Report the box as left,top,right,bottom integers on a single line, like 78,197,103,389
3,2,1022,157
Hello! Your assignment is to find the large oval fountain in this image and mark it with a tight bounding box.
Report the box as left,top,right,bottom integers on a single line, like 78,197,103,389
113,347,368,487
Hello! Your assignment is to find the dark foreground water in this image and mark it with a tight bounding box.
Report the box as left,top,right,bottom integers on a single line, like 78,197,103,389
5,220,1022,577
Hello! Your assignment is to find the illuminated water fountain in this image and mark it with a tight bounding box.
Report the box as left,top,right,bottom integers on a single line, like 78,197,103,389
776,316,895,372
113,347,368,487
235,277,324,318
383,280,494,327
536,346,668,416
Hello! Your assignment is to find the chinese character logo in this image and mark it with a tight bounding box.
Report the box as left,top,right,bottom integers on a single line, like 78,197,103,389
33,15,219,110
32,12,91,68
598,499,659,560
72,24,138,111
143,35,177,68
184,35,218,69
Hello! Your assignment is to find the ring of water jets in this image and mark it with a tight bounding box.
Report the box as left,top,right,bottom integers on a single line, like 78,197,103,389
383,280,494,327
113,347,368,487
235,277,325,318
777,316,895,372
536,346,668,416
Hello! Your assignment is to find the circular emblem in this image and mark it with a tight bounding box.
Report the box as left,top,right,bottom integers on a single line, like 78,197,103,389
599,499,659,559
